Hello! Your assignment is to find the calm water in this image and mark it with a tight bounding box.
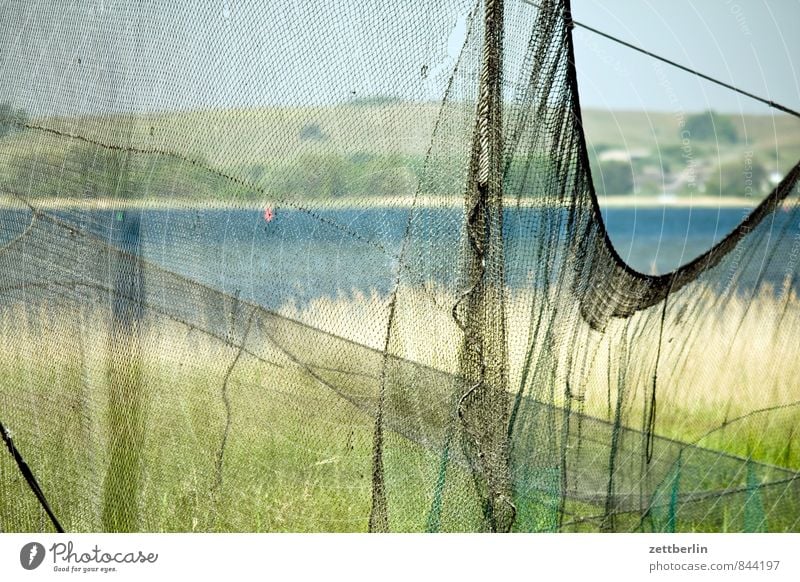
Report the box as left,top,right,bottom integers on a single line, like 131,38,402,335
2,205,792,310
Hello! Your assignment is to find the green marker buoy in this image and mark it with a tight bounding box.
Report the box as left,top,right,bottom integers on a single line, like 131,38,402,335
116,211,124,222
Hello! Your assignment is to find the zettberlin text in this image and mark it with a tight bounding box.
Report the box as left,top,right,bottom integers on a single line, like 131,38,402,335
649,544,708,554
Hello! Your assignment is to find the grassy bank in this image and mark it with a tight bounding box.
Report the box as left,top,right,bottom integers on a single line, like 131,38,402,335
0,194,782,211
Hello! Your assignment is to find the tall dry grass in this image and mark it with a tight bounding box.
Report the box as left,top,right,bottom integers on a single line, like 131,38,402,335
279,282,800,467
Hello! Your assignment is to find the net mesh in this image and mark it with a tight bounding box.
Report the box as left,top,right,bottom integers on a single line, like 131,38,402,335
0,0,798,532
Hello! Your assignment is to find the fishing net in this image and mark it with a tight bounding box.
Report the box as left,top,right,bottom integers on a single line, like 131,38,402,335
0,0,798,533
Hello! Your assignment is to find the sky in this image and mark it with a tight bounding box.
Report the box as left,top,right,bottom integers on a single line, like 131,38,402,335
1,0,798,116
568,0,800,114
449,0,800,114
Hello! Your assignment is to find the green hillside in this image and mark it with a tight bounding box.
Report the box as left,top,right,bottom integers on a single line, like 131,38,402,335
1,102,798,202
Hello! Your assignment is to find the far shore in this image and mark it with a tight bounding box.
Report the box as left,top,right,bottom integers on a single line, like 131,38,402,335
0,194,780,211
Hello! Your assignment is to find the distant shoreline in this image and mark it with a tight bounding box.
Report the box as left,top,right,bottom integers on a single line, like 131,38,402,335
598,195,764,209
0,194,776,211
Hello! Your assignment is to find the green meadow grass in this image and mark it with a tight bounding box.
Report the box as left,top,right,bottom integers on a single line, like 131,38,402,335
1,281,798,532
0,305,485,532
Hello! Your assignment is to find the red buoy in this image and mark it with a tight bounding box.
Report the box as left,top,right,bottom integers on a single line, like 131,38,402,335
263,206,274,222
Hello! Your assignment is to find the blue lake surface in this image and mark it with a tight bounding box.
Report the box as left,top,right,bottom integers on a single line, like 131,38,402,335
1,204,793,310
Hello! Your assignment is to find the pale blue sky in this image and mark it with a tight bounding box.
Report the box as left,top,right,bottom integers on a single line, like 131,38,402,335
450,0,800,114
1,0,798,115
571,0,800,114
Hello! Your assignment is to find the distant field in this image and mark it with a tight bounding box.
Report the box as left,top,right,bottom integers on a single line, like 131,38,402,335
582,109,800,151
582,109,800,173
1,103,797,203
